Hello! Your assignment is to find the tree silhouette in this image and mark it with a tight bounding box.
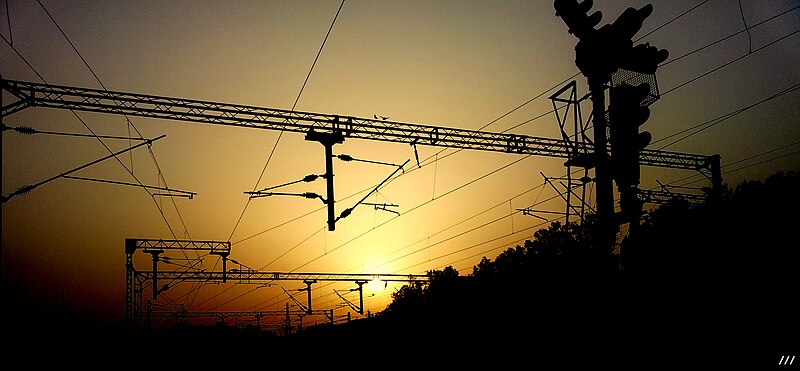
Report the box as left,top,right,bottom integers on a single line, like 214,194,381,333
293,170,800,365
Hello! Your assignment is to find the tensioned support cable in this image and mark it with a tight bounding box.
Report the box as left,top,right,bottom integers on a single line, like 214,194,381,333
2,134,166,204
246,173,325,194
336,159,410,222
62,175,196,199
2,124,149,141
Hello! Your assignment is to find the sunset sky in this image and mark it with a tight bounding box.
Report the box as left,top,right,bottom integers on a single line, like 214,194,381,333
2,0,799,329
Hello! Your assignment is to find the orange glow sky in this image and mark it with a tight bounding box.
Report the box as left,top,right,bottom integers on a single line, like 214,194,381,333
2,0,799,328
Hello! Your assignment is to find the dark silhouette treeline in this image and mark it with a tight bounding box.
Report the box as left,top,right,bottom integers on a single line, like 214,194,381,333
295,170,799,365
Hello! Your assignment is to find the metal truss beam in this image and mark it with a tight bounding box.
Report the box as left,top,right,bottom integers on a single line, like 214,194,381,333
125,238,231,255
135,270,430,283
1,79,716,171
150,309,330,320
638,189,707,205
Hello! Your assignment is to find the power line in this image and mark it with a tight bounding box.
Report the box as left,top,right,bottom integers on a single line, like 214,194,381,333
1,33,45,82
356,184,562,274
722,150,800,176
635,0,712,42
228,0,346,241
655,141,800,189
654,82,800,149
4,0,12,45
662,4,800,68
662,28,800,96
737,0,752,53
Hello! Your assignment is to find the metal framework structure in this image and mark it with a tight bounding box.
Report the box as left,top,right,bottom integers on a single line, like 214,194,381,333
125,238,429,330
0,79,720,176
638,188,707,205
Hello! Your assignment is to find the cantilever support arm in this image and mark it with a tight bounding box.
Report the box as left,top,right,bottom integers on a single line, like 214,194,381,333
2,134,166,204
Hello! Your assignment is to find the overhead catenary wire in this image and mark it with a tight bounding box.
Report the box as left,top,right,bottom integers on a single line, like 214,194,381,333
737,0,752,53
4,0,12,45
635,0,711,43
365,194,560,274
228,0,346,242
661,4,799,69
654,82,800,149
1,33,45,82
661,141,800,190
261,213,553,324
662,28,800,96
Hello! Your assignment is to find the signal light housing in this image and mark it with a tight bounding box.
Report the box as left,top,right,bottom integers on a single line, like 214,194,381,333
609,82,652,188
554,0,603,39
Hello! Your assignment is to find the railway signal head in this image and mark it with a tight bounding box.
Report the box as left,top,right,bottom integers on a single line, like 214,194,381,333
554,0,603,40
555,2,668,81
606,4,669,74
609,4,653,43
621,42,669,75
610,82,652,189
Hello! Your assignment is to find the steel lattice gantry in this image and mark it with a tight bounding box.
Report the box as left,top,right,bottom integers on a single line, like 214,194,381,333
125,238,429,329
0,78,721,178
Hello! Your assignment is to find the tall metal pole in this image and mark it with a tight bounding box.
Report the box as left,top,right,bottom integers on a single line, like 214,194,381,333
324,141,336,231
589,79,618,251
306,130,344,231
